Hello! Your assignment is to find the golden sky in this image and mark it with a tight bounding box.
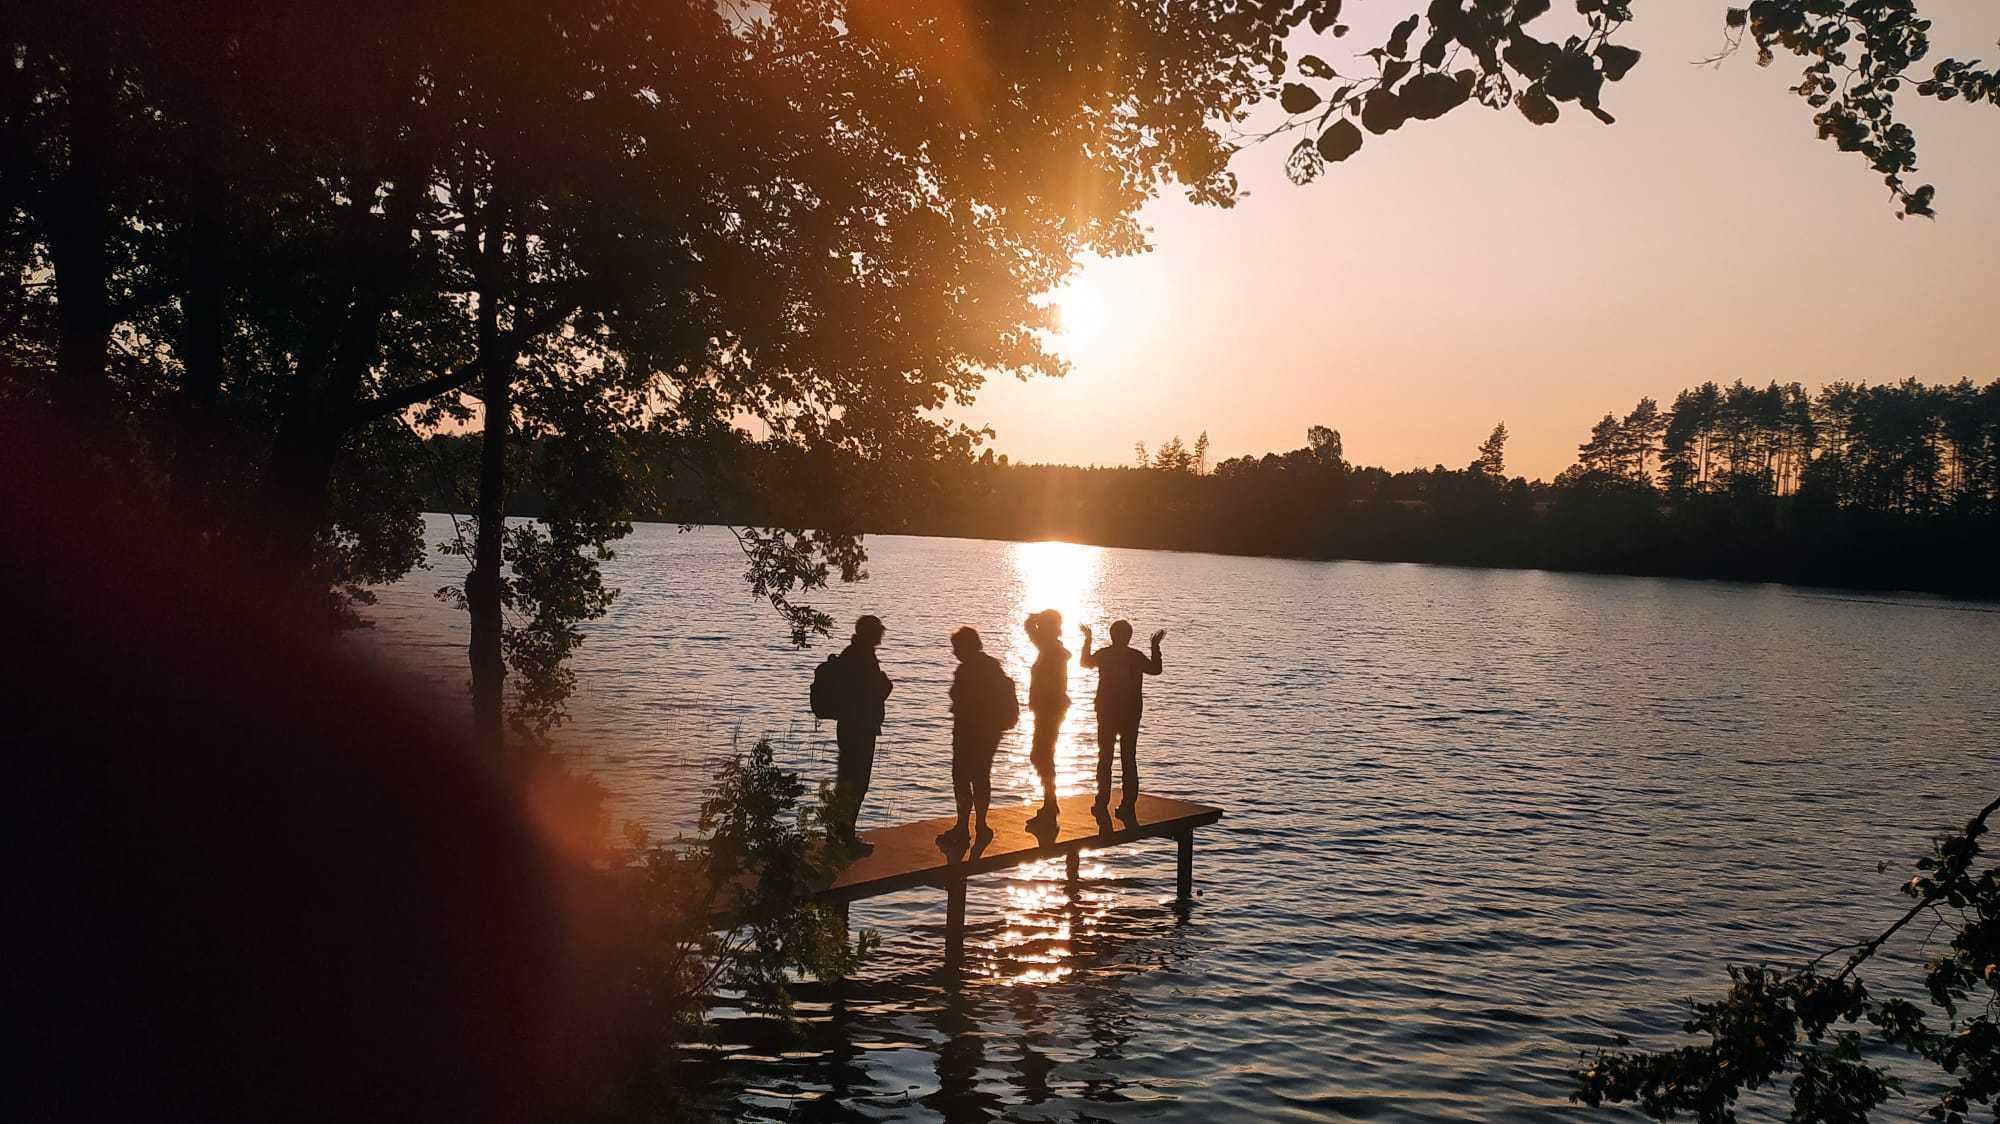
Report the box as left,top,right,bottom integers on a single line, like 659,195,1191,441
959,1,2000,481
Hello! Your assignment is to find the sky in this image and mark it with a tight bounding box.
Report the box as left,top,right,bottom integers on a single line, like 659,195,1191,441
953,1,2000,482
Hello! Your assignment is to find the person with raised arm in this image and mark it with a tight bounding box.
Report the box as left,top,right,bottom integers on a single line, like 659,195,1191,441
1079,619,1164,821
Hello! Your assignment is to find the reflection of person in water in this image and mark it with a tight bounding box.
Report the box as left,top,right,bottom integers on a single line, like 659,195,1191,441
1079,619,1164,818
938,627,1019,849
1024,609,1069,831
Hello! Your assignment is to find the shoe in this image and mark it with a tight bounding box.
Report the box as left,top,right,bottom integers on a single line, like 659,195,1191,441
1116,802,1137,824
974,823,994,844
936,824,968,847
847,837,875,857
1026,805,1057,828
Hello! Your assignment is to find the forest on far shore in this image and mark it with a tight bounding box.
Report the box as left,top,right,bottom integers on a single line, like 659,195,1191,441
421,376,2000,597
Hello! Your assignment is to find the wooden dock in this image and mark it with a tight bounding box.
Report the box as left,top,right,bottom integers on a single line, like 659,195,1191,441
829,789,1223,972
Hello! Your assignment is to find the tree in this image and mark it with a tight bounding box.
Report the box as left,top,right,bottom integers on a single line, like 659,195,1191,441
1152,435,1194,473
1476,422,1509,478
1308,424,1345,468
1194,431,1211,476
1621,398,1666,485
1578,413,1625,476
4,0,1297,744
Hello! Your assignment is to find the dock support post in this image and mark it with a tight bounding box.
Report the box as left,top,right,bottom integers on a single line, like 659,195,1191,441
1175,829,1193,902
944,879,967,976
1065,849,1080,895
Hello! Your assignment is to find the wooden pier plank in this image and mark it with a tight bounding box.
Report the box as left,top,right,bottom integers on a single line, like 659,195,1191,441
828,789,1221,904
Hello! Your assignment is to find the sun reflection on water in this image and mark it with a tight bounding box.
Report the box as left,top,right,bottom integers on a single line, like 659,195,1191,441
977,852,1119,987
1003,540,1104,805
960,541,1123,988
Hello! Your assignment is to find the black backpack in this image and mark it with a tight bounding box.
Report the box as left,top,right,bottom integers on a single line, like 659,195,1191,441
986,661,1021,732
810,652,846,721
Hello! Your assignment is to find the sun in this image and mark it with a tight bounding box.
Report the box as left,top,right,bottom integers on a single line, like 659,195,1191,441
1050,281,1107,351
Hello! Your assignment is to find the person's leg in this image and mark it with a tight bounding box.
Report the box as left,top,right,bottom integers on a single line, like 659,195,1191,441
1031,716,1058,809
1118,719,1139,809
1094,714,1115,808
832,724,860,839
970,743,992,834
852,732,876,833
950,731,972,830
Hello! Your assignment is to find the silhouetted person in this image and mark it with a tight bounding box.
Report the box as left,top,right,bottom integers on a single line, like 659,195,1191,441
1024,609,1069,831
830,614,892,855
1079,619,1164,818
938,627,1018,849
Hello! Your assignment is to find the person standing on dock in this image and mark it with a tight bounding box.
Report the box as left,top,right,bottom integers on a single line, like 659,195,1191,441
1080,620,1165,819
823,614,892,855
1024,609,1070,831
939,627,1019,849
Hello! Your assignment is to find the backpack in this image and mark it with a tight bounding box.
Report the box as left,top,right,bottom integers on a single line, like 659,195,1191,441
809,652,846,721
987,661,1021,732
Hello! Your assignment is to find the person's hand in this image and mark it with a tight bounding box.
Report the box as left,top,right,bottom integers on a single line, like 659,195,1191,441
1080,624,1092,643
1150,629,1167,647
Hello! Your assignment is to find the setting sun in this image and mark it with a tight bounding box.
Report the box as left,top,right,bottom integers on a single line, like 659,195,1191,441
1050,281,1107,352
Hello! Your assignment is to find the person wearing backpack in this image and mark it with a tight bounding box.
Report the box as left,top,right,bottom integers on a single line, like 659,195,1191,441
817,614,892,855
938,626,1018,849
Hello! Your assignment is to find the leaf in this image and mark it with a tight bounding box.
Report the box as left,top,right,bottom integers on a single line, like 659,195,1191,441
1285,136,1326,184
1281,82,1323,113
1516,84,1560,124
1316,118,1364,162
1598,43,1642,81
1387,14,1421,58
1381,58,1413,87
1402,71,1472,120
1309,0,1344,34
1298,53,1335,79
1725,6,1748,28
1361,87,1409,134
1513,0,1552,25
1504,34,1557,79
1420,30,1450,69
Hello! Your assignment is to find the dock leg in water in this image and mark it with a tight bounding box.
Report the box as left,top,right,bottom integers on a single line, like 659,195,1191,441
944,879,967,976
1065,849,1080,896
1176,829,1194,902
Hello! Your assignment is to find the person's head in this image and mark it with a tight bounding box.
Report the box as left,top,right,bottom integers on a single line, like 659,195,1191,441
854,614,885,647
1025,609,1062,647
1109,619,1134,646
951,626,982,660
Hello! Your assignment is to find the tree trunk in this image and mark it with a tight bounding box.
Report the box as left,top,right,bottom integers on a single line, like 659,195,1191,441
467,278,510,753
174,170,228,505
44,179,111,420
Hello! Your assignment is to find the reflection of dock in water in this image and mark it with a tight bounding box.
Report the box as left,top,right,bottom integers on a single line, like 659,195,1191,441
830,791,1223,973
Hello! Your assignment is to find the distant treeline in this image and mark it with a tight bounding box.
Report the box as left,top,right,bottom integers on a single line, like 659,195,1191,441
421,377,2000,597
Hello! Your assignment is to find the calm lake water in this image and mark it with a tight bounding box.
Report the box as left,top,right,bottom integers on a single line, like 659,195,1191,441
366,517,2000,1122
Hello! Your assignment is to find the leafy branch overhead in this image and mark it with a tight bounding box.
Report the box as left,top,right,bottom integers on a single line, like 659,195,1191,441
1271,0,1999,216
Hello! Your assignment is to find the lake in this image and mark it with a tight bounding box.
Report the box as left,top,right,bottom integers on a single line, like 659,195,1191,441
365,517,2000,1122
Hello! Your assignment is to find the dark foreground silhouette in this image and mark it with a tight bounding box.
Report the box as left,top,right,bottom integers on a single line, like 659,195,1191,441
0,405,650,1122
1081,621,1165,817
817,614,892,854
939,626,1019,849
